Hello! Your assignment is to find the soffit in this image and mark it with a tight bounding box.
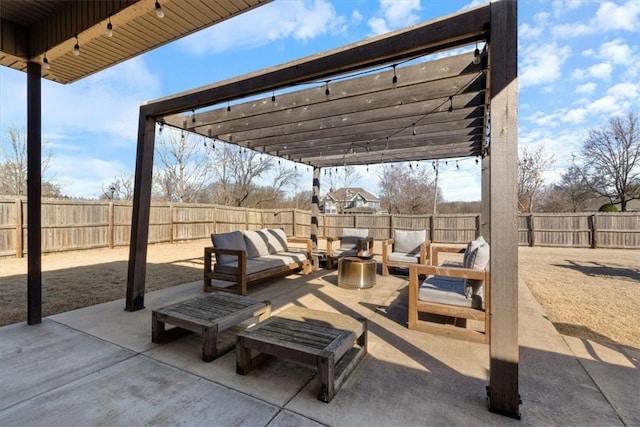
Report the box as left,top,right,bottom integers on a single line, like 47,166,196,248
0,0,271,84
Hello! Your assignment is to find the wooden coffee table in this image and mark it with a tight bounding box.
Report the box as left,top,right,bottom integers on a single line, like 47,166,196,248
152,292,271,362
235,306,367,403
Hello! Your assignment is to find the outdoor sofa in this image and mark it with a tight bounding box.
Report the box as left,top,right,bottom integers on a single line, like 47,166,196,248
204,228,312,295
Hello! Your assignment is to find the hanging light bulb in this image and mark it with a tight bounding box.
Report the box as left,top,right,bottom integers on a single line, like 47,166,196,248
105,18,113,37
473,41,481,65
155,1,165,18
43,52,50,70
325,81,330,96
448,96,453,113
392,64,398,84
73,35,80,56
271,90,276,102
158,123,163,134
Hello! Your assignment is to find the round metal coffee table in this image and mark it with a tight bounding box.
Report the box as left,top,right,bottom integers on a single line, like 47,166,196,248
338,256,376,289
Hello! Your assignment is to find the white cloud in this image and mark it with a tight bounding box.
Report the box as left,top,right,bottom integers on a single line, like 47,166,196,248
50,156,128,198
179,0,346,55
554,0,640,38
598,39,634,65
575,82,596,94
351,10,363,25
587,62,613,80
520,43,571,88
593,1,640,31
367,0,421,36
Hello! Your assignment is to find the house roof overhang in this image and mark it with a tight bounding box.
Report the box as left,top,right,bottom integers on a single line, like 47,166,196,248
0,0,271,84
142,2,493,169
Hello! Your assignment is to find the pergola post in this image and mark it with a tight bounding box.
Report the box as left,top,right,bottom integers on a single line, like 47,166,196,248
126,110,156,311
311,166,320,250
26,61,42,325
487,0,520,419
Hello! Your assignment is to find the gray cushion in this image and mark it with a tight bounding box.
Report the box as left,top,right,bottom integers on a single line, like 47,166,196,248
331,248,359,258
260,252,307,265
262,228,289,253
243,230,271,258
340,228,369,249
211,231,247,265
394,229,426,254
214,258,278,275
388,252,420,263
463,237,490,298
419,275,470,307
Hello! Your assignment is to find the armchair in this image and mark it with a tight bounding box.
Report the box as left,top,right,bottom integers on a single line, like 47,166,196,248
381,229,430,276
407,236,490,343
326,228,372,269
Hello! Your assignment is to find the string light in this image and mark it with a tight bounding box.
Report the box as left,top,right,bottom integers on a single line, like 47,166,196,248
191,110,196,123
272,89,276,102
448,96,453,113
227,100,231,112
73,35,80,56
43,52,50,70
325,81,330,96
105,17,113,37
155,1,165,18
158,123,163,134
392,64,398,84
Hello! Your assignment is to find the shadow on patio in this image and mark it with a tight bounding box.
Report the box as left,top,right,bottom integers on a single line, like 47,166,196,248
0,269,635,426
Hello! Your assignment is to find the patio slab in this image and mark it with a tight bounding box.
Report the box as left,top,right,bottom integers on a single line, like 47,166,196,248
1,269,636,426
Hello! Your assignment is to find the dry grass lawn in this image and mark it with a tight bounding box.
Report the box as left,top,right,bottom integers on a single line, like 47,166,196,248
1,241,638,348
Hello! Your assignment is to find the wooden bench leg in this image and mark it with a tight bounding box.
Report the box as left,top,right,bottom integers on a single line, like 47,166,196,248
317,353,336,403
151,311,165,343
202,325,219,362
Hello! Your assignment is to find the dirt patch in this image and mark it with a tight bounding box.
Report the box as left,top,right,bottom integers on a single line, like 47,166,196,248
518,246,639,348
1,241,638,348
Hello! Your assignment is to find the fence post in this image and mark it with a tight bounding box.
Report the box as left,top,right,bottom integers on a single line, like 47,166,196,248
389,214,395,240
15,198,24,258
169,203,174,244
108,201,114,249
429,215,435,243
528,214,535,247
591,213,598,248
292,209,297,236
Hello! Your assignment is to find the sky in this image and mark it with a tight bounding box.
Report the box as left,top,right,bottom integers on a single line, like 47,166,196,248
1,0,639,201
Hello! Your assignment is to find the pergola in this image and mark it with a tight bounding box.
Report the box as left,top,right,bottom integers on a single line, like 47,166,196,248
2,0,519,418
128,0,518,418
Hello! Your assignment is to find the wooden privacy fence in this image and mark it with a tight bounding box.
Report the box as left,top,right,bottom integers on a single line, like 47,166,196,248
1,198,639,257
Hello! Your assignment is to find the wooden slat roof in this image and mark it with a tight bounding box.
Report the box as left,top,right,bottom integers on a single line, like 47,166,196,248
151,3,491,168
0,0,270,84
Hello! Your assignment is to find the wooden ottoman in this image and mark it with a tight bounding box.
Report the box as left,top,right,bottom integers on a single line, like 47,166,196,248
152,292,271,362
235,306,367,402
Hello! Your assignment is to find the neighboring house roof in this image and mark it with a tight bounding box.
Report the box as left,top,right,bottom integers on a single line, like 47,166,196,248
325,187,380,202
584,197,640,211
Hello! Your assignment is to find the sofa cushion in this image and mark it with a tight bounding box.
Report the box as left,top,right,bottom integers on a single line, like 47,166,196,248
262,228,289,253
214,258,278,275
394,229,426,254
243,230,271,258
260,252,307,266
211,231,247,265
340,228,369,249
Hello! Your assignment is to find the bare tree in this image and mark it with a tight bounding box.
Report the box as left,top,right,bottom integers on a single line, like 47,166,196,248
101,172,135,200
378,163,440,214
327,166,361,192
154,131,215,203
0,125,61,197
573,111,640,211
543,165,595,212
209,144,300,208
517,144,555,213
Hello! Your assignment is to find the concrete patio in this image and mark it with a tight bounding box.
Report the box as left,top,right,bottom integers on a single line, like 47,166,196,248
1,268,637,426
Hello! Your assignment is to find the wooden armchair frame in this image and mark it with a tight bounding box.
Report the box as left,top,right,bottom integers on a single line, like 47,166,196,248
408,263,490,343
